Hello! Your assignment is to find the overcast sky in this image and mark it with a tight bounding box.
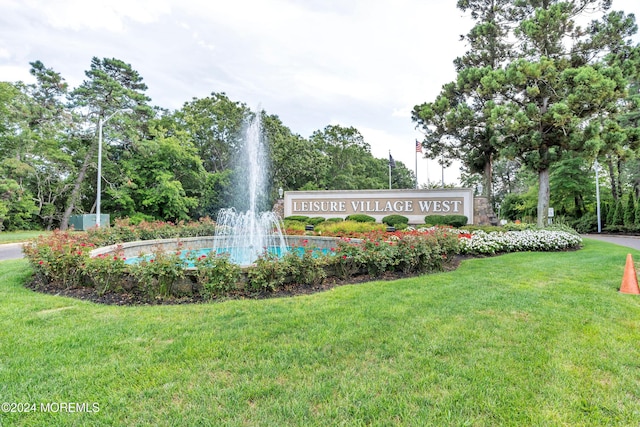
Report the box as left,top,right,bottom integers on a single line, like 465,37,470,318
1,0,639,186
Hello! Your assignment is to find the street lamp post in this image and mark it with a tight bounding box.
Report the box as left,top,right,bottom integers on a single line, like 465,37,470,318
96,108,131,227
595,159,602,233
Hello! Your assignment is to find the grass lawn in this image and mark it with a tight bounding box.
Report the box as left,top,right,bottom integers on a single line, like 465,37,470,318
0,230,51,244
1,238,639,426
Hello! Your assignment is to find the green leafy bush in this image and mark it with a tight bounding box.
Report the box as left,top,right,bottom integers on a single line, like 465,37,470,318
382,214,409,227
127,212,156,225
425,215,468,227
315,220,386,237
307,217,326,226
345,214,376,223
283,241,327,286
328,238,365,279
23,229,95,288
84,250,128,295
129,248,186,298
192,253,241,299
325,217,343,223
284,215,309,222
246,252,291,292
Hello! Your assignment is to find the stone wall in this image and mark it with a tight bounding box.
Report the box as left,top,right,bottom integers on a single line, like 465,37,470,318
473,197,498,225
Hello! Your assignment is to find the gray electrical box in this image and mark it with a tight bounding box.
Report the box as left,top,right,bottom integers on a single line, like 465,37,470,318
69,214,110,230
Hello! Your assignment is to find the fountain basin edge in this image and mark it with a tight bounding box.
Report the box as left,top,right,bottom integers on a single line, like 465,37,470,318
89,235,349,268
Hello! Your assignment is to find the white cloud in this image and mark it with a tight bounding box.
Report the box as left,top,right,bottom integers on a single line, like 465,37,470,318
17,0,172,31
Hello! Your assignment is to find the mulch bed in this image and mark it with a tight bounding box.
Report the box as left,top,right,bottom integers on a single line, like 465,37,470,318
25,256,465,306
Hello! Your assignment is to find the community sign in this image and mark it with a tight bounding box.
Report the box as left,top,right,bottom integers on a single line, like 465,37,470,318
284,189,474,224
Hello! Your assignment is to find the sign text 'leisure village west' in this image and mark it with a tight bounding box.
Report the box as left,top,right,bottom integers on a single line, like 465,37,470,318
283,189,474,224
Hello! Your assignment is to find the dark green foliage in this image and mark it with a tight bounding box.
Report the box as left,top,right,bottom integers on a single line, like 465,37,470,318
499,192,536,222
600,203,609,228
425,215,468,227
571,213,597,234
325,217,343,223
194,254,241,299
284,215,309,222
624,190,635,226
345,214,376,223
127,212,156,225
307,217,326,225
382,214,409,227
612,199,624,226
606,201,616,226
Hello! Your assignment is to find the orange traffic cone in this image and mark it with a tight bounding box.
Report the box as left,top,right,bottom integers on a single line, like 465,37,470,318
620,254,640,295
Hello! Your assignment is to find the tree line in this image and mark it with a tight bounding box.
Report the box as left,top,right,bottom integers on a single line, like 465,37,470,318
0,59,415,231
413,0,640,228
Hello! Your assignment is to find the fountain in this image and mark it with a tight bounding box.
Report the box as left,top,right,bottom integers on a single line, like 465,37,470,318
211,111,289,265
91,110,338,266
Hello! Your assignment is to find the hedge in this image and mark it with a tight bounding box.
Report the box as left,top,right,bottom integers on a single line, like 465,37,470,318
345,214,376,223
425,214,468,227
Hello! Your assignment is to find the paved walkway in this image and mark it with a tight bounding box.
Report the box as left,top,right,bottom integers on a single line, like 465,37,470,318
583,234,640,251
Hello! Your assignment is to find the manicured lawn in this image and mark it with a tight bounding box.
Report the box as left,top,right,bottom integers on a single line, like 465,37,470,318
0,230,51,244
1,238,639,426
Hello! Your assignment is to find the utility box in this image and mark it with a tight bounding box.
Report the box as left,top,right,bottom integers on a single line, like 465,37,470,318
69,214,110,231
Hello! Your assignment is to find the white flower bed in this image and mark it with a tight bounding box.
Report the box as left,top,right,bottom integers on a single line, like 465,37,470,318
457,229,582,255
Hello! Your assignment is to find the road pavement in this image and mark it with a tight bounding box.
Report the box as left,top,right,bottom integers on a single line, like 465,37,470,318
583,234,640,251
0,242,24,261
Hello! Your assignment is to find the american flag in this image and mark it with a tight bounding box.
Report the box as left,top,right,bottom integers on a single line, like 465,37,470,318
416,140,423,153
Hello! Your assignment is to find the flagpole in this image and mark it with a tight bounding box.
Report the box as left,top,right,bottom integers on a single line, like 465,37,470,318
388,150,392,189
415,140,422,189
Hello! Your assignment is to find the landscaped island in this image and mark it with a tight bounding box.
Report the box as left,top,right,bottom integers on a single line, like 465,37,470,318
22,217,582,305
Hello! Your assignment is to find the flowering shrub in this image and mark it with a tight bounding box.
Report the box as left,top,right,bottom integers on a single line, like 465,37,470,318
23,230,95,288
84,249,128,295
283,240,327,286
246,252,291,292
191,252,241,298
329,238,365,279
128,249,185,298
458,229,582,255
22,218,581,302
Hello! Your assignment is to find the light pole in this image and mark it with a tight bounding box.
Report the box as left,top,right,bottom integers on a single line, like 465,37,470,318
595,159,602,233
96,108,131,227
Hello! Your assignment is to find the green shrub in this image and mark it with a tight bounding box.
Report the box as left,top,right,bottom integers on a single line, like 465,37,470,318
307,217,326,226
570,213,597,234
382,214,409,227
424,215,468,227
22,229,95,288
345,214,376,223
283,242,327,286
129,248,185,298
192,253,241,299
326,217,343,223
328,239,365,279
612,199,624,226
315,220,386,237
246,253,290,292
283,220,306,231
84,251,128,295
128,212,157,225
625,190,636,227
284,215,309,222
